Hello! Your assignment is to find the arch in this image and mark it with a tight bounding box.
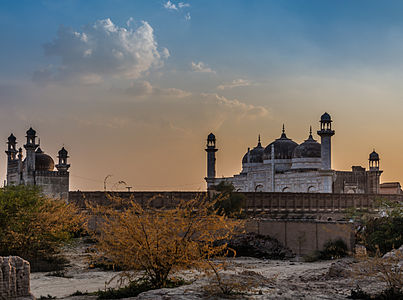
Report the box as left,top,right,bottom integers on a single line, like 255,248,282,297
308,186,316,193
282,187,290,193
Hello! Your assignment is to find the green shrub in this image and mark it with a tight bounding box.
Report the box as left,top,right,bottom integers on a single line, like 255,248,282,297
212,181,246,218
0,185,84,271
360,217,403,255
320,239,348,260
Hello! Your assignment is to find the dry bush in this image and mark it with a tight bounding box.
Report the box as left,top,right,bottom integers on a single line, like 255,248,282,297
89,195,244,289
353,246,403,295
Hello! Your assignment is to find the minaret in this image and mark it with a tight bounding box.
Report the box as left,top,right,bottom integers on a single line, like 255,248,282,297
317,112,335,170
368,150,382,193
5,134,18,185
56,147,70,172
6,134,17,162
24,127,39,185
205,133,218,179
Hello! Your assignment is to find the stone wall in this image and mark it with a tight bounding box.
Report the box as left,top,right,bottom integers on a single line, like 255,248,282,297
0,256,34,300
246,219,355,256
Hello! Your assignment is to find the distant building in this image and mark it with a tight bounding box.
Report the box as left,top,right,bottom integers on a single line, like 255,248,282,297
380,182,403,194
205,113,382,194
5,128,70,200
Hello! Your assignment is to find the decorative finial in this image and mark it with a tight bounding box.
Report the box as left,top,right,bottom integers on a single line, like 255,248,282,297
282,124,285,134
310,126,312,135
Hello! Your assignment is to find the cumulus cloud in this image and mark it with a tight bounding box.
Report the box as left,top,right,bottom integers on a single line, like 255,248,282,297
164,1,178,10
191,61,215,73
125,80,191,98
217,78,254,90
35,18,167,84
185,13,191,21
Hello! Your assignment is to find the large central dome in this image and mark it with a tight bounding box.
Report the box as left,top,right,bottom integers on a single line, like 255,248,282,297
263,126,298,160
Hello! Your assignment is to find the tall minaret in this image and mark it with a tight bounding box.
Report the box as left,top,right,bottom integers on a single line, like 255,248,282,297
24,127,39,185
205,133,218,188
5,134,18,185
317,112,335,170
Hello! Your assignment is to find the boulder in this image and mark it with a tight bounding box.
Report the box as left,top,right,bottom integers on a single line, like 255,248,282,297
326,259,352,278
226,233,294,259
0,256,35,300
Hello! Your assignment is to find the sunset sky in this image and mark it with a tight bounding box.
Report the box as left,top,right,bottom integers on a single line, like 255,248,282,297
2,0,403,191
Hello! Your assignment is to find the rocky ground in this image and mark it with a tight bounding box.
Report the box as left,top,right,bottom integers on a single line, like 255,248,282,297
30,239,390,299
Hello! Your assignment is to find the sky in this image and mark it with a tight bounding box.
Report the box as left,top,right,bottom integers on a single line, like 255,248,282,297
2,0,403,191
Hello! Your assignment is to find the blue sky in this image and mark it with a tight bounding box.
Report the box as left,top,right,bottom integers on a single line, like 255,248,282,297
1,0,403,190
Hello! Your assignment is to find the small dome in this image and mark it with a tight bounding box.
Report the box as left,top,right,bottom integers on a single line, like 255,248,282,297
207,133,215,140
8,134,16,142
242,136,264,163
35,148,55,171
369,150,379,161
26,127,36,136
293,130,321,158
320,112,332,122
263,126,298,160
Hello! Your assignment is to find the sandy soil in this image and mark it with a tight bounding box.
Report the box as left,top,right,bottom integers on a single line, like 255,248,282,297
30,239,386,299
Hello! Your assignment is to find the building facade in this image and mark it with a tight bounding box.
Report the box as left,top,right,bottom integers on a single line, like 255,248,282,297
205,113,382,194
5,128,70,200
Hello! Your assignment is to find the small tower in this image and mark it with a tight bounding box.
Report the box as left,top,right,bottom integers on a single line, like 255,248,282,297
317,112,335,170
369,150,380,171
5,134,17,161
24,127,39,184
368,150,382,193
56,147,70,172
205,133,218,187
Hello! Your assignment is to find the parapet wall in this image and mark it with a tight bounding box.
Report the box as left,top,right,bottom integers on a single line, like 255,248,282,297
69,191,403,213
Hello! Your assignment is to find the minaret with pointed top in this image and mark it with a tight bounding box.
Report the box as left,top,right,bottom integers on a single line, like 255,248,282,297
56,147,70,172
24,127,39,184
317,112,335,170
205,133,218,182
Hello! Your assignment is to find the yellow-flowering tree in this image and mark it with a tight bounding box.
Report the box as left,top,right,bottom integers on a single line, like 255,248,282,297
90,195,243,288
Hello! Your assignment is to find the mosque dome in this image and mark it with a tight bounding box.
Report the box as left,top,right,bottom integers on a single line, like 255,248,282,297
26,127,36,136
369,150,379,161
263,126,298,160
35,148,55,171
242,136,265,163
293,128,321,158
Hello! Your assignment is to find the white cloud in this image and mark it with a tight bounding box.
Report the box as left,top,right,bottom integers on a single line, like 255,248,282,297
217,79,254,90
35,18,167,84
200,93,269,120
164,1,178,10
125,81,191,98
185,12,191,21
178,2,190,8
191,61,215,73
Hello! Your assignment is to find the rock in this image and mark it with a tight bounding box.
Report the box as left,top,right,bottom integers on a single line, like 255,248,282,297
382,245,403,259
0,256,35,300
225,233,294,260
326,259,352,278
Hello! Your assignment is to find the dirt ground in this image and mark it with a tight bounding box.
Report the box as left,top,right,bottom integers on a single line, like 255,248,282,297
30,239,386,299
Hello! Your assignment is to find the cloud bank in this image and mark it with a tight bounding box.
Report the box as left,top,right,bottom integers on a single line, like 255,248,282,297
191,61,215,73
34,18,168,84
217,79,254,90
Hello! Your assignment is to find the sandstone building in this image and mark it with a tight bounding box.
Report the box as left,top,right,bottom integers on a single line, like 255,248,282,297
5,128,70,200
205,113,382,193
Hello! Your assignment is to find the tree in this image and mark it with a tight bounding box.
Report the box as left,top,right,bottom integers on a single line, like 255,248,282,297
0,185,83,269
90,195,243,289
212,181,246,218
